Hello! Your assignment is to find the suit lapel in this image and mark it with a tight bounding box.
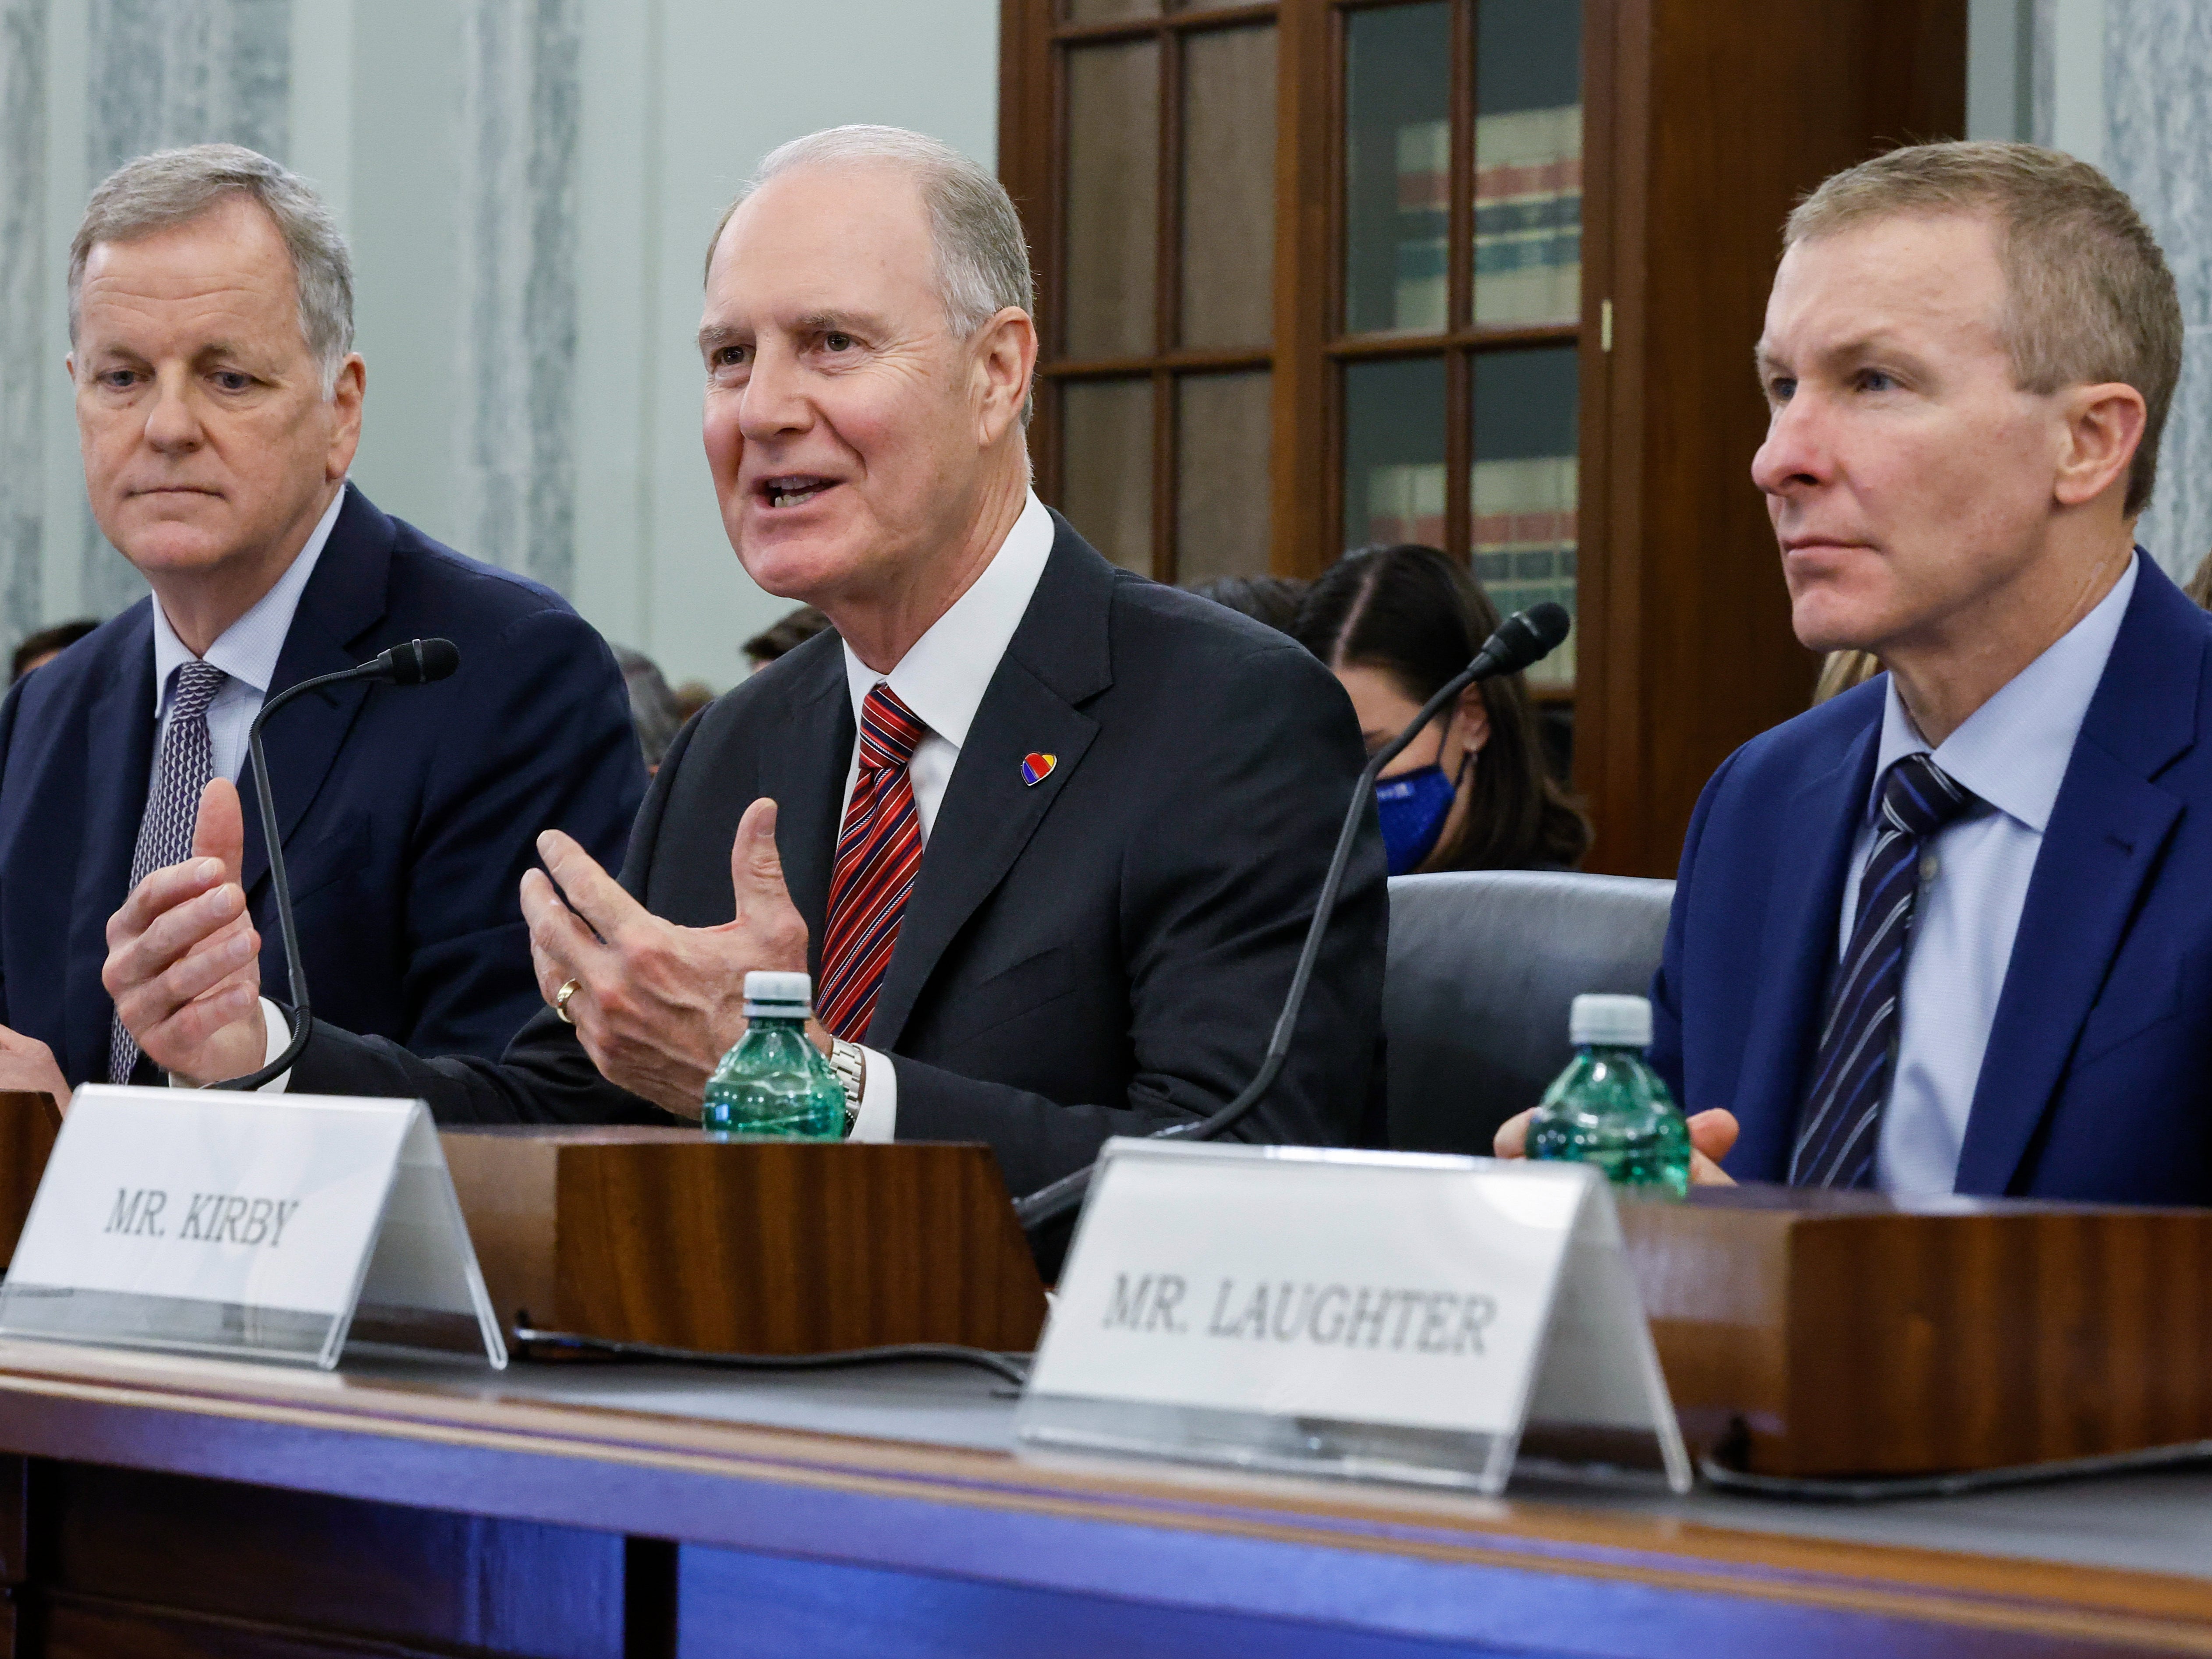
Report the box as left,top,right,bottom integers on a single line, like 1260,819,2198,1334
66,607,158,1080
762,645,854,982
1725,713,1880,1181
239,489,394,902
862,520,1117,1050
1955,565,2200,1194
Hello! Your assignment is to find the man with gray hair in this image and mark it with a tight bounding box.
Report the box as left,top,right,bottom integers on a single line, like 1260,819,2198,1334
0,143,645,1100
111,125,1386,1263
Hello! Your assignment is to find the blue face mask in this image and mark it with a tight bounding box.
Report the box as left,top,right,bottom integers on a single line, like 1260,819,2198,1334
1375,764,1458,875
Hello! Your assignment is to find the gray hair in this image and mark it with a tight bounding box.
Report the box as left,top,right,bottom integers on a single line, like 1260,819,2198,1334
69,143,355,398
707,125,1035,420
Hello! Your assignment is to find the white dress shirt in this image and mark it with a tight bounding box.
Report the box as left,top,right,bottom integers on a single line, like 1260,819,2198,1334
1841,553,2138,1197
833,488,1057,1141
149,484,348,1090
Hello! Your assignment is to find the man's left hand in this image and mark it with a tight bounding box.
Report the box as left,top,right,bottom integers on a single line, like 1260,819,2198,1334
0,1026,70,1116
521,797,812,1115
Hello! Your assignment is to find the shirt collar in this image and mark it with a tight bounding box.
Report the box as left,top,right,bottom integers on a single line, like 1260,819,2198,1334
150,483,349,714
841,489,1056,749
1871,549,2140,835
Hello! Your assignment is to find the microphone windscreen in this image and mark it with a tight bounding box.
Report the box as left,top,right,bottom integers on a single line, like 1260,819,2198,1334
387,638,461,686
1479,602,1573,677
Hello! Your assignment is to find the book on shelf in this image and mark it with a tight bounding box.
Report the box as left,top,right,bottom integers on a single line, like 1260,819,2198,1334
1474,104,1583,329
1393,120,1449,333
1363,462,1446,549
1472,454,1578,689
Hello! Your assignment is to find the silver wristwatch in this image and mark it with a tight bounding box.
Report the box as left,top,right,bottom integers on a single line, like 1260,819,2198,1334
827,1036,866,1135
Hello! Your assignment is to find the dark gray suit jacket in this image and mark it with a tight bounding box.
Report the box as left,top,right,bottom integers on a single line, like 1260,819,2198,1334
293,516,1388,1211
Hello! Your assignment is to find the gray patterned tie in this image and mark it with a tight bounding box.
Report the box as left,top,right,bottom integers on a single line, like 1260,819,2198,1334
109,660,230,1084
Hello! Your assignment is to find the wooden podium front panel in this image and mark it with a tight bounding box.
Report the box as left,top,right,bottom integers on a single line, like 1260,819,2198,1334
442,1130,1049,1355
0,1094,59,1269
1621,1188,2212,1476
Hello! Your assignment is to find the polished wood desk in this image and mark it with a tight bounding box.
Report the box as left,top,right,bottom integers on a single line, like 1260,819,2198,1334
0,1340,2198,1657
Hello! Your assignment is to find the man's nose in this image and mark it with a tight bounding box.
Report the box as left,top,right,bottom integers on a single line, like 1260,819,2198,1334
141,370,203,453
737,346,812,441
1750,393,1831,498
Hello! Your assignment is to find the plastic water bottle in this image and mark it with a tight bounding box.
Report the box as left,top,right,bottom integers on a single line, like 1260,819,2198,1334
1525,994,1691,1199
701,972,847,1140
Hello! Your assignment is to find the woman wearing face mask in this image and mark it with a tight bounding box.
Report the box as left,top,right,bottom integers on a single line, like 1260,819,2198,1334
1295,544,1591,876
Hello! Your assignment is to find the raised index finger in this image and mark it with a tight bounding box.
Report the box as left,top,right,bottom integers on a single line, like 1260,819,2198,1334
534,829,646,947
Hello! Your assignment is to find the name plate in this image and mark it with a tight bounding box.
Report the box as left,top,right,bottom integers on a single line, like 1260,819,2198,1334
1016,1140,1689,1493
0,1086,505,1370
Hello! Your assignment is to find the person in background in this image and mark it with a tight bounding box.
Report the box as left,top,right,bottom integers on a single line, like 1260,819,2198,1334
1295,542,1591,874
2184,547,2212,609
1188,574,1307,633
1812,647,1882,704
0,144,643,1102
669,679,715,724
10,620,99,682
743,603,830,672
613,646,685,771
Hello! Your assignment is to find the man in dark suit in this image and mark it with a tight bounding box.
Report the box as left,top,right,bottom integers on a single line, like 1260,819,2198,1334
106,127,1385,1220
1510,141,2208,1203
0,144,643,1102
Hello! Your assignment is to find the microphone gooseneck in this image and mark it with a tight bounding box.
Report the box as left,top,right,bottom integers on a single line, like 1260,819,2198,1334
1011,602,1572,1235
210,639,461,1091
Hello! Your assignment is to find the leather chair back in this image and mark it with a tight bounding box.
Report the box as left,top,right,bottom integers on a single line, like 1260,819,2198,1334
1384,870,1675,1155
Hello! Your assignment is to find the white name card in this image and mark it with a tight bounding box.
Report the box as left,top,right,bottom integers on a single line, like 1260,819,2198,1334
0,1085,505,1371
1016,1140,1689,1494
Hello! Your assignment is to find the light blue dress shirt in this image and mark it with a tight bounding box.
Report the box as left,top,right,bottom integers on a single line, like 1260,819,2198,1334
1840,553,2138,1198
146,484,347,788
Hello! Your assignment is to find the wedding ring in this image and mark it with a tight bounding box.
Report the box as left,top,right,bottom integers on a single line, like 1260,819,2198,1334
554,978,582,1025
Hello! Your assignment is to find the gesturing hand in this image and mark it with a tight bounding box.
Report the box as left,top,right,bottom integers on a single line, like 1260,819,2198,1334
1492,1105,1741,1186
522,796,812,1116
103,778,270,1087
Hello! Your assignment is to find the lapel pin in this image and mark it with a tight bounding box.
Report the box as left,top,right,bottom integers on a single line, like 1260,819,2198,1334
1021,752,1057,787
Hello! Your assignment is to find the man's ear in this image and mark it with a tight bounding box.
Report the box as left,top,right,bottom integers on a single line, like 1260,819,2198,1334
973,307,1037,446
2054,380,2146,510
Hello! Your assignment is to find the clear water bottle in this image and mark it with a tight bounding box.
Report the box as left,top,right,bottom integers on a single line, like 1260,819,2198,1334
701,972,847,1140
1525,994,1691,1199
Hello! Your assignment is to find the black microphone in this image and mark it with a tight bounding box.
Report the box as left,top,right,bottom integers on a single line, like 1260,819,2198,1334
1011,602,1571,1235
210,639,461,1091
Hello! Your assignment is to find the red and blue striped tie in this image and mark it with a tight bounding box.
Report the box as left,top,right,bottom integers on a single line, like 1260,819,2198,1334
817,684,929,1042
1790,751,1978,1188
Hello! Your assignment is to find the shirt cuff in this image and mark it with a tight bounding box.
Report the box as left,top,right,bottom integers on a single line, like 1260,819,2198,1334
168,998,293,1094
845,1044,898,1141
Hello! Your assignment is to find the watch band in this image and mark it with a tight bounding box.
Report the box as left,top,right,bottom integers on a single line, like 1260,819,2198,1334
827,1037,866,1135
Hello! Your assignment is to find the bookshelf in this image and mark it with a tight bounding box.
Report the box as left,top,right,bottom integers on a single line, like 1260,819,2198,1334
1000,0,1966,875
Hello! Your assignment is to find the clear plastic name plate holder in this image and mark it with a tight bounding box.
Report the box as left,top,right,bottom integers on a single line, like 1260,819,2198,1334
1017,1141,1689,1495
0,1085,506,1370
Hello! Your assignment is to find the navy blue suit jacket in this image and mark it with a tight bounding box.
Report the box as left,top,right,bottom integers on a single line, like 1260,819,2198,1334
0,487,647,1085
1650,553,2212,1205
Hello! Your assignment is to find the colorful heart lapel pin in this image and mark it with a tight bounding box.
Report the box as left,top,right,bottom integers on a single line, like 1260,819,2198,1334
1021,752,1058,788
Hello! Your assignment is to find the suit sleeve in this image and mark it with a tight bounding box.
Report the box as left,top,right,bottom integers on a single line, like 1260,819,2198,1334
394,607,649,1061
890,639,1388,1199
288,707,698,1121
0,676,23,1033
1646,745,1740,1105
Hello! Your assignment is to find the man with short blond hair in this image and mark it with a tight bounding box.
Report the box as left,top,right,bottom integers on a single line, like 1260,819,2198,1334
100,126,1386,1258
0,143,644,1101
1502,140,2211,1203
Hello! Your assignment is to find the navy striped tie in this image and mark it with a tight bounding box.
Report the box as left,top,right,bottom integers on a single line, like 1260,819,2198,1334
1790,752,1978,1189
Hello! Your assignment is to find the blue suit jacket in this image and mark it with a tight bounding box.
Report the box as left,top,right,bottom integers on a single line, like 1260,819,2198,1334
1650,553,2212,1204
0,487,647,1085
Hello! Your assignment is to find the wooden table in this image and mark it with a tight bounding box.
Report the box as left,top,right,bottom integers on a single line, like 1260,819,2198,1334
0,1338,2199,1658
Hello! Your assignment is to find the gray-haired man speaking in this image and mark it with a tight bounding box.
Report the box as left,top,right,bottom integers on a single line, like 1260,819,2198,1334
106,127,1386,1264
0,143,645,1104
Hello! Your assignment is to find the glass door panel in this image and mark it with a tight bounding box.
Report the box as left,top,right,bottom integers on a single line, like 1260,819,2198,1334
1471,345,1578,687
1064,40,1161,359
1176,370,1273,582
1061,378,1157,573
1180,25,1278,348
1343,3,1451,337
1472,0,1582,327
1342,355,1446,551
